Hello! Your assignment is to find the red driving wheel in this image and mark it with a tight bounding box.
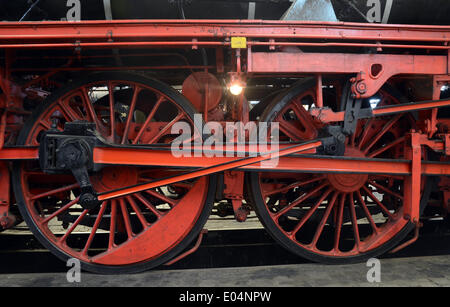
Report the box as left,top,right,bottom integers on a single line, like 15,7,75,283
248,79,430,263
13,72,216,274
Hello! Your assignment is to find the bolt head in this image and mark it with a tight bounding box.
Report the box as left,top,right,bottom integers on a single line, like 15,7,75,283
356,82,367,94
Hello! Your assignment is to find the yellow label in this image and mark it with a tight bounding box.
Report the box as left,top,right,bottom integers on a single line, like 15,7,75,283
231,37,247,49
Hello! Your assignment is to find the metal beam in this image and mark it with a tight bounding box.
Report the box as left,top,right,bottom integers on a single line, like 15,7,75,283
97,140,323,201
1,20,449,43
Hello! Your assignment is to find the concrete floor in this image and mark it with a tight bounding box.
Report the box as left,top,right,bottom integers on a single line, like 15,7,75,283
1,254,450,287
2,216,450,287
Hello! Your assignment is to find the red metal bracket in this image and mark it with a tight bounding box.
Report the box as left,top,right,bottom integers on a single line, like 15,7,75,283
223,171,248,222
310,97,450,124
388,131,427,254
403,132,422,224
445,134,450,156
428,75,450,137
389,221,422,254
164,229,208,266
0,162,12,230
249,52,448,98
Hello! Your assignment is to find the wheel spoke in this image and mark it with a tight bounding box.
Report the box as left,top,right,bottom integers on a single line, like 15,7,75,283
121,86,141,144
144,189,178,208
171,182,194,189
39,120,51,130
119,198,134,239
290,188,333,238
59,209,89,244
108,200,117,249
42,196,80,225
367,136,406,158
274,181,329,219
81,87,102,129
184,128,203,145
372,174,404,181
126,195,150,228
58,100,83,122
30,183,79,201
368,180,403,200
362,185,395,220
264,176,326,197
356,190,378,234
333,193,345,252
350,123,360,146
348,193,361,250
148,112,185,144
108,82,116,140
310,191,338,248
363,114,402,154
134,193,163,219
279,121,303,142
133,95,164,144
357,118,375,149
82,202,107,255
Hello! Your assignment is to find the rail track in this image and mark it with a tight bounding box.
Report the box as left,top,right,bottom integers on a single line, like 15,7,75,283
1,218,450,277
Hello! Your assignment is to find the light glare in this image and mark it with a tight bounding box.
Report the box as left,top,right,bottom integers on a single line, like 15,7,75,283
229,83,244,96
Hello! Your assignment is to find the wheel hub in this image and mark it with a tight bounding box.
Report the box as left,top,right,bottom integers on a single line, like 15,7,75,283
327,147,368,193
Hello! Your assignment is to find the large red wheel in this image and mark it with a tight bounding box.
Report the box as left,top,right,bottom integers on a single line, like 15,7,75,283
13,72,216,274
248,78,430,263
